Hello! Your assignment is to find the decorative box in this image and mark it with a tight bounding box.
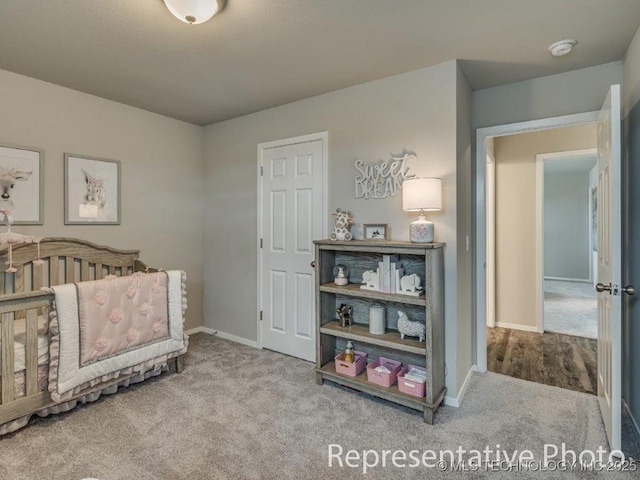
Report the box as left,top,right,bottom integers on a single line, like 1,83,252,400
366,357,402,387
334,350,367,377
397,365,427,398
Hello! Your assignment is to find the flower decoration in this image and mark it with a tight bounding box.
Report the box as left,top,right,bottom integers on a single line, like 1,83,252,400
126,328,138,343
108,308,123,324
139,303,150,316
126,285,137,299
95,291,109,306
152,321,162,333
95,337,108,351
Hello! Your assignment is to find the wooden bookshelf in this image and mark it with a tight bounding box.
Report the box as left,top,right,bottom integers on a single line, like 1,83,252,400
314,239,445,424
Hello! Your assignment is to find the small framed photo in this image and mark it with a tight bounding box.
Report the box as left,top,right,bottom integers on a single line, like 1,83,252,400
0,143,44,225
65,154,120,225
363,223,388,241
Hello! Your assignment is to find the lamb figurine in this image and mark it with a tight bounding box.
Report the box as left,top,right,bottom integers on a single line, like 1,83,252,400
397,311,425,342
330,208,354,241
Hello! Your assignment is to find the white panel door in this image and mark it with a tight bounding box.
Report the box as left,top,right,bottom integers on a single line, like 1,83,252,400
595,85,622,452
260,139,323,362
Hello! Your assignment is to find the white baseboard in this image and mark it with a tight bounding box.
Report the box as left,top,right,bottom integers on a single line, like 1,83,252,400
184,326,259,349
495,322,540,333
624,400,640,439
544,276,591,284
444,365,476,408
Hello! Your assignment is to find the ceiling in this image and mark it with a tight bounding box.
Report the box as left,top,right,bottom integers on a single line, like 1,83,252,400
545,155,597,174
1,1,639,126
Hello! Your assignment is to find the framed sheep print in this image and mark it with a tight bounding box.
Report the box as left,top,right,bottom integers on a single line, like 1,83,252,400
0,143,44,225
64,154,120,225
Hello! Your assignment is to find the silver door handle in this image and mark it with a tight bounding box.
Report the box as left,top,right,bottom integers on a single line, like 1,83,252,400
596,283,611,293
623,285,636,296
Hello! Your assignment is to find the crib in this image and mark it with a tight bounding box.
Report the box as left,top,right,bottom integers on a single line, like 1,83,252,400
0,237,185,435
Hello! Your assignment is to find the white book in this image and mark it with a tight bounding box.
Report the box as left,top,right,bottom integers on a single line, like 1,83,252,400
395,268,404,294
378,261,390,293
390,262,397,293
381,255,398,294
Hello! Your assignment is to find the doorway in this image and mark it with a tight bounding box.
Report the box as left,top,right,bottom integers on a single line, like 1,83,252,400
537,149,598,340
257,132,328,362
482,122,599,394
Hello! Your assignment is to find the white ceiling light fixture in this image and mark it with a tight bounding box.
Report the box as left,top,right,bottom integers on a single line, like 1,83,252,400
163,0,225,25
548,39,577,57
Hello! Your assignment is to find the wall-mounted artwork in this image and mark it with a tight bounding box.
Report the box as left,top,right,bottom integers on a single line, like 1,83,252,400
65,154,120,225
354,151,417,199
0,143,44,225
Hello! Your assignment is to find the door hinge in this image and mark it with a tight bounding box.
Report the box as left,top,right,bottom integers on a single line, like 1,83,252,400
260,238,263,248
260,311,263,321
260,166,264,176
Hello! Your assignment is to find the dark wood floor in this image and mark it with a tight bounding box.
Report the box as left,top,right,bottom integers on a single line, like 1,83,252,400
487,327,597,395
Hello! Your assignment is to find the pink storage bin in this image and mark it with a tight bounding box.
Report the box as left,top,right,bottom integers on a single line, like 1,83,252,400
334,350,367,377
397,365,427,398
366,357,402,387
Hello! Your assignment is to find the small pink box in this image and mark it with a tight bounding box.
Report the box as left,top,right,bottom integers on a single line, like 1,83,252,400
397,365,427,398
334,350,367,377
366,357,402,387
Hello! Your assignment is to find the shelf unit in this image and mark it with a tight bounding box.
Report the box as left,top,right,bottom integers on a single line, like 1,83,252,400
314,239,445,424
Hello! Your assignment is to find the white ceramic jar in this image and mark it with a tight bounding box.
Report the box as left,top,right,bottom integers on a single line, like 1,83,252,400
369,304,386,335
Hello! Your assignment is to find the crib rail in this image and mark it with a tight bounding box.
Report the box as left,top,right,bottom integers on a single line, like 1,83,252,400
0,291,53,426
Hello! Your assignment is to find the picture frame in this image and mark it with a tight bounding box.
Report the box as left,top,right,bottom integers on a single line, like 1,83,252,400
0,143,44,225
363,223,388,241
64,154,121,225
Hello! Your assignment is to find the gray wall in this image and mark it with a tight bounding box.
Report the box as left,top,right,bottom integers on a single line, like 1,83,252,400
544,170,591,280
0,68,204,330
456,63,474,393
473,61,624,130
623,25,640,441
203,60,473,399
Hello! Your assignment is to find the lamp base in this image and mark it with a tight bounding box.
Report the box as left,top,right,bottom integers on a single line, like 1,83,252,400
409,215,434,243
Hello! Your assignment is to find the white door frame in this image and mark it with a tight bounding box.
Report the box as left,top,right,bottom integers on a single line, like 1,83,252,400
475,112,598,372
535,148,598,333
256,132,329,350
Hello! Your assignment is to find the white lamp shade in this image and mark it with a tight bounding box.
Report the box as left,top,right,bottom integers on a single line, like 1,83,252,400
402,178,442,211
163,0,224,24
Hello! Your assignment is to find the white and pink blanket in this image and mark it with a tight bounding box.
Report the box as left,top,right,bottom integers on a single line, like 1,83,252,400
47,271,187,402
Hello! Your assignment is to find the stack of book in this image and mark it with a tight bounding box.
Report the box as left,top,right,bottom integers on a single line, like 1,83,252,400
378,255,403,294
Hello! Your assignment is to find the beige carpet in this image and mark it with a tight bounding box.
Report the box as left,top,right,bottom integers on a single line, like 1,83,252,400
545,280,597,338
0,334,634,480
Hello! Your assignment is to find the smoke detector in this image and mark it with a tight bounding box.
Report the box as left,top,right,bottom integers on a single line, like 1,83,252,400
548,39,577,57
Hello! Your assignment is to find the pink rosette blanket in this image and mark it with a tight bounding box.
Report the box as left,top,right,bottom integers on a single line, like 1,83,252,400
47,270,188,402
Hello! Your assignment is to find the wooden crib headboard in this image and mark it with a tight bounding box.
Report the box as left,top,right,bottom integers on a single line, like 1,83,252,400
0,238,149,296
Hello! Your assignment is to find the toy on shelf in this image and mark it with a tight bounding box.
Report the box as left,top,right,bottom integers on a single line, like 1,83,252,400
399,273,423,297
397,311,425,342
343,341,355,363
361,269,380,291
330,208,354,241
336,303,353,328
333,264,349,286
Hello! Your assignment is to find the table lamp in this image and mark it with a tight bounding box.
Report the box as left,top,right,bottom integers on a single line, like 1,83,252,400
402,178,442,243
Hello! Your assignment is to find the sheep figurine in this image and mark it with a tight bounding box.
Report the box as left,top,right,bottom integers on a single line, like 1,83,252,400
397,311,425,342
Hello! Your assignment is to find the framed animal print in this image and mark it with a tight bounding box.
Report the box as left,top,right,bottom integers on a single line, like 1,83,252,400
64,154,120,225
0,143,44,225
